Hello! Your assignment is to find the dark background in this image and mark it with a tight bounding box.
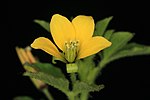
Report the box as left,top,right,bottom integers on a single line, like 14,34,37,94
7,0,150,100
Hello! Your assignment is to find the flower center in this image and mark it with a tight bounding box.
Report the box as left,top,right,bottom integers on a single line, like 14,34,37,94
64,40,79,63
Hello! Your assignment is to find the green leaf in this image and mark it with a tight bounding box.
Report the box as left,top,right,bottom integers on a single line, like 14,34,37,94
103,29,115,40
109,43,150,62
34,19,50,32
77,55,95,81
26,62,65,78
24,72,69,94
13,96,34,100
94,16,113,36
103,31,134,59
73,81,104,94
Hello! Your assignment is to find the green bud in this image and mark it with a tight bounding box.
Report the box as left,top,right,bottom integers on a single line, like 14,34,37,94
66,63,78,73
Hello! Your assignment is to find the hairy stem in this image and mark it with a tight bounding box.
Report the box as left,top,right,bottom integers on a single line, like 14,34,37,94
42,88,54,100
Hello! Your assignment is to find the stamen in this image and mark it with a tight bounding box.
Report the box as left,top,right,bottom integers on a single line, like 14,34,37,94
64,40,79,63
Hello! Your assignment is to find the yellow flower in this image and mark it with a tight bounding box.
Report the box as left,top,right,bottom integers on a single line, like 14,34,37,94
31,14,111,63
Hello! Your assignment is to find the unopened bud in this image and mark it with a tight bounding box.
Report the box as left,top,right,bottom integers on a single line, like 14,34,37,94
66,63,78,73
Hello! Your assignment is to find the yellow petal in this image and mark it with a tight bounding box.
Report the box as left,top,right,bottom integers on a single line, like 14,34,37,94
15,47,27,64
25,46,36,63
77,36,112,59
72,15,94,42
50,14,75,51
31,37,63,60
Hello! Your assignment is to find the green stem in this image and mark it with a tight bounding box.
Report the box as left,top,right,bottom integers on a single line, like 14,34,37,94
42,88,54,100
67,92,75,100
67,73,79,100
96,59,107,76
70,73,76,85
80,92,89,100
